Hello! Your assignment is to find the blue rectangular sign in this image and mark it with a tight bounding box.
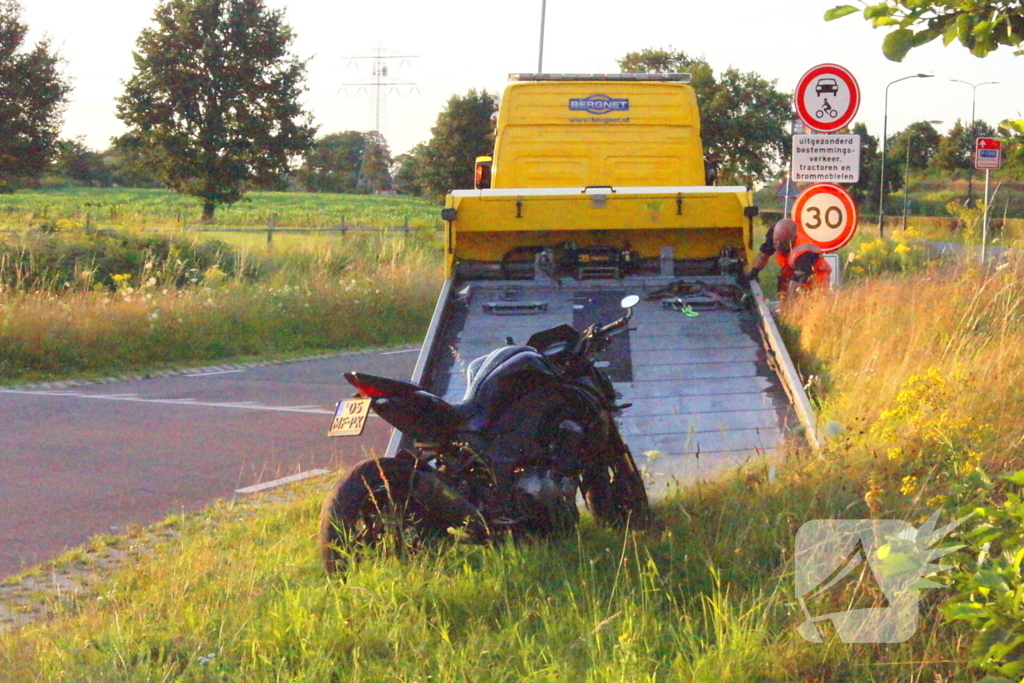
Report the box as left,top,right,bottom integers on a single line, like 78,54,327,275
569,95,630,115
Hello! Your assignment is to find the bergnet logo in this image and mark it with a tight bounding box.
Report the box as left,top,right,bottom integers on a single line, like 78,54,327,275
569,95,629,115
794,508,973,643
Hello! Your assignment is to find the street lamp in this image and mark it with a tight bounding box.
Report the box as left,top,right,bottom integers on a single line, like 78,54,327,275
538,0,547,73
950,79,998,207
879,74,933,237
902,120,943,230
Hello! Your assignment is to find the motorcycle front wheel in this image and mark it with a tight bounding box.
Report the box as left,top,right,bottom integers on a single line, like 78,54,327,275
583,449,650,529
318,457,431,573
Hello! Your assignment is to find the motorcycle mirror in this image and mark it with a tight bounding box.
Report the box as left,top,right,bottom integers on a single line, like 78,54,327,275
620,294,640,310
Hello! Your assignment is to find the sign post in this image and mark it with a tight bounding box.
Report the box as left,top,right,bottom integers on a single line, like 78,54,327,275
976,137,1003,263
784,118,806,216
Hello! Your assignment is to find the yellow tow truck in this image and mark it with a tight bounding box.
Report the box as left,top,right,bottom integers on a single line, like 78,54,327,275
387,73,816,489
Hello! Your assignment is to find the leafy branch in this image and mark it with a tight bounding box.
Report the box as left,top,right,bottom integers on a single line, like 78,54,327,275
825,1,1024,61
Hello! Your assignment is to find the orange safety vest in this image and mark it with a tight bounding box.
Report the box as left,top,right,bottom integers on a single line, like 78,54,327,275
775,243,831,292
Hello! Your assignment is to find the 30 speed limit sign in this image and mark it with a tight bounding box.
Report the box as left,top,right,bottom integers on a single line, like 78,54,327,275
792,183,858,252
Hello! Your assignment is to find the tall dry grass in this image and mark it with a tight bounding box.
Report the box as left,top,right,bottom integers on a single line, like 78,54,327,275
777,251,1024,680
782,253,1024,462
0,231,441,381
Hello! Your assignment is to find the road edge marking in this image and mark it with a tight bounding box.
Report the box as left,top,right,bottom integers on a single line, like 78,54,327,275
235,469,333,494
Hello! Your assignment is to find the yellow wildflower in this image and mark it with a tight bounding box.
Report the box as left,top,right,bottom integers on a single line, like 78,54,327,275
900,476,918,497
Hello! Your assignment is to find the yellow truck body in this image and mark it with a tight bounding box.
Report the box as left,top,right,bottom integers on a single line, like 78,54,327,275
442,74,757,278
491,80,704,188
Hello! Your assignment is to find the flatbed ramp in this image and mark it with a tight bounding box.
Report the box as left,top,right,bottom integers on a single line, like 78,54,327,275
394,274,799,495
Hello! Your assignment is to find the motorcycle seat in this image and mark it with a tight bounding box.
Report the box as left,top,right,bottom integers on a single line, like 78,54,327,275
453,345,559,430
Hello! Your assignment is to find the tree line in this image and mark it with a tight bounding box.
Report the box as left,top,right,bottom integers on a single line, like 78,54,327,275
845,117,1024,211
42,90,501,202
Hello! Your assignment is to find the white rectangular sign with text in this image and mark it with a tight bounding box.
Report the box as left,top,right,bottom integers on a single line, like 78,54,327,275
792,134,860,183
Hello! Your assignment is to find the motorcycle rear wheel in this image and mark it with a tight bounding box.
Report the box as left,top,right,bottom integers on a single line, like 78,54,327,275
318,458,431,573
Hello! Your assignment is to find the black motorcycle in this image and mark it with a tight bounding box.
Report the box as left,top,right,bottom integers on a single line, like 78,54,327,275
318,295,649,573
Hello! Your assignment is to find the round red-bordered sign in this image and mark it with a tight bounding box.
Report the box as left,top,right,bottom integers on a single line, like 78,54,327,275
794,64,860,133
792,183,859,252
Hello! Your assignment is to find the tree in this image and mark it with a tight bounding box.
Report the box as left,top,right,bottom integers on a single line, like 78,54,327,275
102,133,164,188
617,48,790,187
825,1,1024,61
52,138,111,186
299,131,367,193
849,122,903,211
117,0,316,219
999,118,1024,179
392,143,428,196
0,0,70,192
930,119,995,172
887,121,942,171
419,89,498,199
298,130,393,194
356,131,392,194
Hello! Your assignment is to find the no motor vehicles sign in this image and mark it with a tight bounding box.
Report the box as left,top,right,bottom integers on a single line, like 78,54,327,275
794,64,861,133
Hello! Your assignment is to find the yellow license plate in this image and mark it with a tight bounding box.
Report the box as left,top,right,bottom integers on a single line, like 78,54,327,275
328,398,372,437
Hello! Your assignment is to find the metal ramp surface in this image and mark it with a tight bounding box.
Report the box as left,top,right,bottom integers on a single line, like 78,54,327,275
420,275,795,495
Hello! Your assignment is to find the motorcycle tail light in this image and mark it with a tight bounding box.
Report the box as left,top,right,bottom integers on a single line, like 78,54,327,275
345,374,388,398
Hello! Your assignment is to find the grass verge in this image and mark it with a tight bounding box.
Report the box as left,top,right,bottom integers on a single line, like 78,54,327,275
0,454,974,682
0,229,441,383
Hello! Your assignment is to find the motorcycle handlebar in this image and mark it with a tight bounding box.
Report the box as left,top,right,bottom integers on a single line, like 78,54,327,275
595,308,632,338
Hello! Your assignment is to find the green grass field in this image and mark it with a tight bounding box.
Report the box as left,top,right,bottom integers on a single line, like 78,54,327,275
756,173,1024,239
0,187,444,232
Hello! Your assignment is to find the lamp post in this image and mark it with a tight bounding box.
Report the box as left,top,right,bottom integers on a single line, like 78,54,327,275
950,79,998,207
902,120,943,230
537,0,547,73
878,74,933,237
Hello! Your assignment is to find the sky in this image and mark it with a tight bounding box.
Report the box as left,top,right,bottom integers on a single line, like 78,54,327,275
20,0,1024,158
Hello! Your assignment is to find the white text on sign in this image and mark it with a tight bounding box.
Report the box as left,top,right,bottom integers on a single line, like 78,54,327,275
792,135,861,183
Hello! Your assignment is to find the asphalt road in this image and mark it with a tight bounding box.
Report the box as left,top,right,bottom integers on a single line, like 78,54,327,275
0,348,418,579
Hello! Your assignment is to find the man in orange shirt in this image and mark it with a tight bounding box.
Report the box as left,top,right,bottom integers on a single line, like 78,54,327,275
747,219,831,297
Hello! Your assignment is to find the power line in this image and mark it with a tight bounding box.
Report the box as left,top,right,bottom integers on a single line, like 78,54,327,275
338,45,418,138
